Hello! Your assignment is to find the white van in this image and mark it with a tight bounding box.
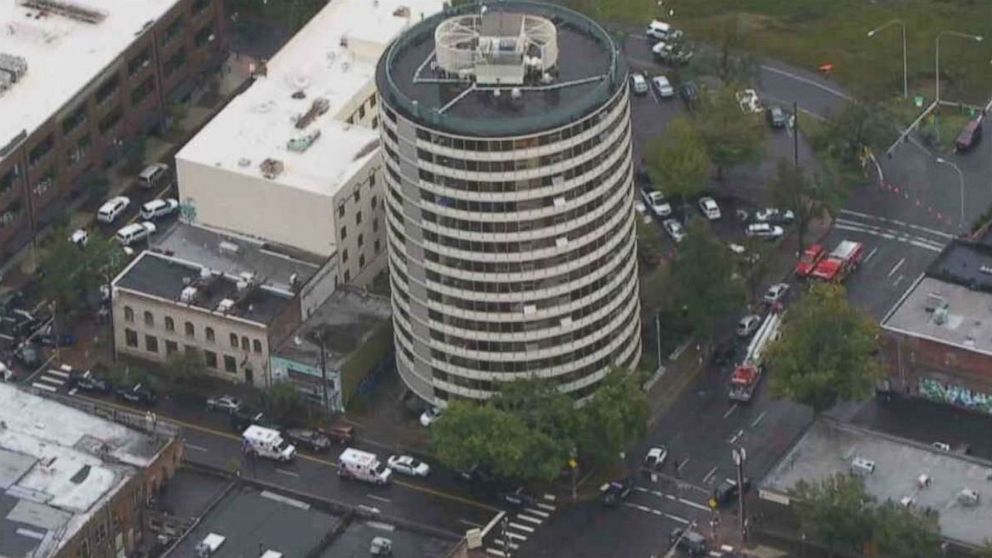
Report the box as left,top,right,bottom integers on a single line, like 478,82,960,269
338,447,392,485
97,196,130,224
115,221,156,246
138,163,170,190
646,19,682,42
242,425,297,462
140,198,179,220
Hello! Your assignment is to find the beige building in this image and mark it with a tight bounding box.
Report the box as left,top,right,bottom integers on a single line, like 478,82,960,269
175,0,445,286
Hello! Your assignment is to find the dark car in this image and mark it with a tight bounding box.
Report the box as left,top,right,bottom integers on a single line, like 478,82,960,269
766,105,789,128
669,528,708,556
956,118,983,152
230,408,283,433
321,424,354,444
602,477,634,507
285,428,331,452
679,81,700,110
73,371,113,394
712,477,752,507
13,343,40,368
496,486,537,510
116,383,157,406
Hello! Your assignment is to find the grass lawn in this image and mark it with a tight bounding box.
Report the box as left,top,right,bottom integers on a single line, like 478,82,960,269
888,99,976,152
567,0,992,103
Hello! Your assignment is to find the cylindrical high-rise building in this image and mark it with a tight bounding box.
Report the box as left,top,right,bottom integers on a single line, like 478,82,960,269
376,1,640,405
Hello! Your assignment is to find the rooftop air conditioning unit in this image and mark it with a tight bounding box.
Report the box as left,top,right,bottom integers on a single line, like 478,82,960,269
958,488,980,507
932,306,949,325
217,299,235,313
180,286,198,304
851,457,875,476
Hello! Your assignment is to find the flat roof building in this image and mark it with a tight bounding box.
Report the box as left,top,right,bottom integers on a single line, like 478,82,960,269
881,240,992,416
176,0,445,287
0,383,183,558
0,0,224,258
760,419,992,552
376,1,640,404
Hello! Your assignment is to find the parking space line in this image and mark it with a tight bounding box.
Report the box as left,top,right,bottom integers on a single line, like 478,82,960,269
677,458,690,472
367,494,391,503
722,404,738,419
275,468,300,478
863,246,879,263
750,410,768,428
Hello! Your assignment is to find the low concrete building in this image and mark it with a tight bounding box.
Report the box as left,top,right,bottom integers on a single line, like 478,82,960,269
881,240,992,415
271,287,392,412
0,383,183,558
759,419,992,554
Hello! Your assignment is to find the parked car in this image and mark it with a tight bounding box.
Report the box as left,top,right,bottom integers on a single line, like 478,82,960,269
321,424,355,444
698,197,721,220
766,105,789,128
713,477,751,507
745,222,784,239
663,219,686,243
669,527,708,556
72,370,113,394
640,186,672,217
651,75,675,98
97,196,130,224
629,72,649,95
652,41,694,65
69,228,89,247
206,395,243,414
644,446,669,470
420,406,443,427
115,222,156,247
116,383,157,406
679,81,700,109
737,314,761,337
645,19,682,42
140,198,179,220
602,477,634,507
763,283,790,305
736,89,762,113
230,408,282,433
496,486,537,510
13,343,40,368
138,163,171,189
754,207,795,224
285,428,332,452
932,441,951,452
955,118,983,152
387,454,431,477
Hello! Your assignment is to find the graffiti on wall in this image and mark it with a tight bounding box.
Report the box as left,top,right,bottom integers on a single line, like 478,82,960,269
919,378,992,415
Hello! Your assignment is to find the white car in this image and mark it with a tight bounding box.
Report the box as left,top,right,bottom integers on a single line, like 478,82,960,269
206,395,242,414
69,228,88,247
640,187,672,217
420,406,443,427
932,442,951,452
140,198,179,220
651,75,675,98
755,208,795,224
646,19,682,42
97,196,130,224
737,315,761,337
115,221,156,246
698,197,721,220
763,283,790,305
387,454,431,477
736,89,762,113
630,73,649,95
644,446,668,469
634,201,652,224
745,222,784,239
662,219,686,243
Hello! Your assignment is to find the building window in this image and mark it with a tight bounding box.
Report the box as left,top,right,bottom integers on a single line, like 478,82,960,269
342,249,349,263
369,172,376,188
358,233,364,247
165,340,178,355
165,316,175,331
371,116,379,129
353,190,361,203
229,333,238,348
124,306,134,322
206,327,215,342
185,322,195,337
358,106,366,120
223,355,237,373
252,339,262,353
204,350,218,368
374,239,381,253
344,269,351,282
338,204,345,218
340,226,347,240
125,329,138,347
145,335,158,353
144,311,154,326
359,254,366,268
372,218,379,232
371,196,377,209
356,211,362,225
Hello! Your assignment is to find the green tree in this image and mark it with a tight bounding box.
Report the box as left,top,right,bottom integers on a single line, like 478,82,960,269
259,382,307,424
818,101,897,166
735,238,774,303
42,230,125,323
493,378,577,445
791,473,875,557
577,370,648,469
694,87,766,180
768,159,837,254
700,14,758,86
766,283,882,413
872,500,942,558
636,217,665,269
645,117,710,207
979,540,992,558
671,219,744,340
165,349,207,386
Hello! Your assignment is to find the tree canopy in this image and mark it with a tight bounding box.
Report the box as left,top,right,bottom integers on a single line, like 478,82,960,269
766,283,881,413
576,371,648,469
817,101,897,166
41,229,125,322
671,219,745,340
768,158,837,254
694,87,766,179
645,117,711,202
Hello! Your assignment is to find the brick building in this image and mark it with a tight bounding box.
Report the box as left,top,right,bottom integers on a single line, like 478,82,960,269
0,0,225,260
881,240,992,415
0,382,184,558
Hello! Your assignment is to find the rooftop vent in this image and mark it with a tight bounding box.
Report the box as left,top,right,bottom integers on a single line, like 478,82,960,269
180,286,198,304
216,298,235,313
260,158,284,180
917,474,931,489
933,306,949,325
924,293,947,313
218,241,239,254
0,53,28,97
19,0,106,23
288,130,321,153
294,98,330,129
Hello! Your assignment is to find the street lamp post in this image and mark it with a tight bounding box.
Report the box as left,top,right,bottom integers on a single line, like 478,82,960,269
732,446,747,542
935,30,983,105
936,157,966,230
867,19,907,99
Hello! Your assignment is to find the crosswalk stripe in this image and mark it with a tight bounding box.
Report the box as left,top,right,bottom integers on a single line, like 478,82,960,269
506,532,527,541
542,494,557,502
525,508,549,518
32,383,58,393
839,209,954,240
39,376,65,386
47,369,71,379
492,539,520,549
535,502,556,512
486,548,507,557
516,513,542,525
833,221,943,253
508,522,535,533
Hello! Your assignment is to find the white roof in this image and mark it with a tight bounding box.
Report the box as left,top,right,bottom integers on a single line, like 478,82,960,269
832,240,862,259
340,447,377,465
243,424,281,442
176,0,445,196
0,0,178,155
0,383,167,556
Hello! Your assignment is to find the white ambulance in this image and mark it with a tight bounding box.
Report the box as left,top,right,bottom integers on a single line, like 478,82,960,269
338,448,392,485
242,425,297,462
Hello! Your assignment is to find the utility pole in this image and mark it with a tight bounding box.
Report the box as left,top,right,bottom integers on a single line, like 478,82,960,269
318,332,329,412
793,101,800,167
733,446,747,542
655,311,663,374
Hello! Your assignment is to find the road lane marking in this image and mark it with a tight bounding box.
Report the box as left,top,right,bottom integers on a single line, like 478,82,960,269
458,519,483,527
887,257,906,278
486,548,508,557
542,494,557,502
702,466,718,484
761,94,828,121
677,458,690,472
750,410,768,428
506,532,527,541
723,404,738,419
729,429,744,444
508,522,535,533
760,65,853,100
635,486,665,498
275,468,300,478
525,508,550,518
368,521,395,531
536,502,556,512
893,274,905,288
863,246,879,263
185,443,208,452
492,539,520,550
622,502,691,524
833,222,942,252
367,494,391,503
74,394,500,513
516,513,542,525
678,497,712,512
839,209,954,239
261,490,310,510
